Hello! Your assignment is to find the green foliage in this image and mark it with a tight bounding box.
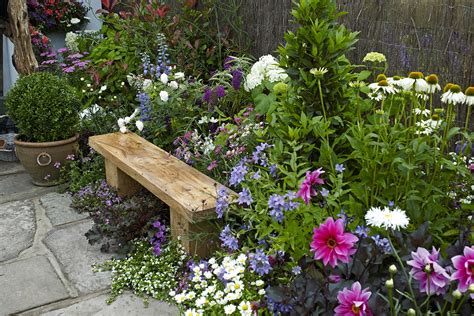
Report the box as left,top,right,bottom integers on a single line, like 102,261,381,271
94,240,188,304
5,72,80,142
62,146,105,193
278,0,358,117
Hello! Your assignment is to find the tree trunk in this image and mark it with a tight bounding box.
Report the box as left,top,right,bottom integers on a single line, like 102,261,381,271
6,0,37,75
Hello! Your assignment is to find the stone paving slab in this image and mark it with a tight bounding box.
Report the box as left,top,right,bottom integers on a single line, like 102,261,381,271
40,293,179,316
0,199,36,262
0,172,62,204
44,221,114,295
40,193,89,226
0,256,69,315
0,161,24,176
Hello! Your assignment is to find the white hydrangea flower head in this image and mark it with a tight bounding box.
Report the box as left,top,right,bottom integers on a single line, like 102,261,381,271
159,90,169,102
244,54,287,91
363,51,387,63
65,32,79,52
160,73,169,85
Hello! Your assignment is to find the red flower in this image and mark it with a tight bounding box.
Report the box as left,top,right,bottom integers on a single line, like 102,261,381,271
297,168,325,204
156,5,170,18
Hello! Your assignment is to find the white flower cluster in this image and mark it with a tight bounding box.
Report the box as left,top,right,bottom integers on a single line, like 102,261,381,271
362,52,387,63
415,118,442,135
171,255,265,315
244,55,288,91
126,71,184,101
65,32,79,52
117,109,143,133
365,206,410,230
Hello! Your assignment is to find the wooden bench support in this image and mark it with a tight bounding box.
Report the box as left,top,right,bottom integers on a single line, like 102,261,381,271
170,207,219,257
89,132,236,258
105,160,142,197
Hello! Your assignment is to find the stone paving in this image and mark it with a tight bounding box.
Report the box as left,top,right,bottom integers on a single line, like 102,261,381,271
0,161,178,315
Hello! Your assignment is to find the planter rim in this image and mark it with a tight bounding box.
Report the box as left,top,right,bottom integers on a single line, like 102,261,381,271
14,134,80,148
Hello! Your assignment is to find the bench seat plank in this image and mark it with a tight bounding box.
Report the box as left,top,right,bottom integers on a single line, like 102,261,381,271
89,132,229,222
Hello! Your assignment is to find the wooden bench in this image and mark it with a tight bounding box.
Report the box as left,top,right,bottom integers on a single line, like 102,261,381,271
89,132,235,257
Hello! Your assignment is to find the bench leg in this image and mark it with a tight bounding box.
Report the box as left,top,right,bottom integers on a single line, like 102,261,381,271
105,159,142,197
170,208,218,257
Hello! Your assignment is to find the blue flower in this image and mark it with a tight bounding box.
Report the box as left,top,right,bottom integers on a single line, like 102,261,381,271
216,188,229,218
237,188,253,206
251,171,261,180
269,164,278,178
268,194,286,222
354,225,369,238
320,188,330,197
372,235,392,253
291,266,302,275
220,225,238,251
249,249,272,276
138,92,151,121
229,160,248,186
335,163,345,173
388,200,395,208
251,143,271,166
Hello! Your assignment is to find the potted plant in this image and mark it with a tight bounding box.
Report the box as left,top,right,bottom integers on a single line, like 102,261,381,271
5,72,80,186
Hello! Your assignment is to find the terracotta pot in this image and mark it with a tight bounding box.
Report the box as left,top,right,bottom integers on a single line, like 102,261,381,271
14,134,79,186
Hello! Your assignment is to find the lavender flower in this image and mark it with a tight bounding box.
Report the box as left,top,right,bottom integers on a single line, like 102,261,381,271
292,266,302,275
335,164,345,173
354,225,369,238
229,160,248,186
215,85,226,98
268,194,286,222
269,164,278,178
138,92,151,121
320,188,330,197
237,188,253,206
203,87,212,103
231,70,243,90
249,249,272,276
216,188,229,218
251,171,261,180
372,235,392,253
53,161,61,169
219,225,238,251
150,220,166,256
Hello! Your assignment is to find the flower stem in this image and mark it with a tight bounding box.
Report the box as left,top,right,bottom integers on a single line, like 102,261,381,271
388,287,395,316
465,104,471,131
318,80,327,120
387,236,421,314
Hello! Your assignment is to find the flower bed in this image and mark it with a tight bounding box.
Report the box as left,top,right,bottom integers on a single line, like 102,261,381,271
17,0,473,314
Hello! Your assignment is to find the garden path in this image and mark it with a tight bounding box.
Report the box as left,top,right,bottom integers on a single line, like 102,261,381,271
0,161,178,315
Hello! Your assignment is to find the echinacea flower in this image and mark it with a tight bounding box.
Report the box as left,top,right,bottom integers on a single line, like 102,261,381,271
368,80,398,95
426,74,441,93
399,72,429,93
465,86,474,106
407,247,451,295
441,84,465,105
297,168,325,204
451,246,474,297
335,282,372,316
310,217,358,268
365,206,410,230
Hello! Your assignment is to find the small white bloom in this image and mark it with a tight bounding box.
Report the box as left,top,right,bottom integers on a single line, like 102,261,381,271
255,280,264,287
169,290,176,297
209,117,218,123
174,72,185,80
258,289,266,295
239,301,252,315
80,77,84,81
169,80,179,89
87,83,91,88
362,52,386,63
124,116,131,124
117,118,125,128
70,18,81,24
135,120,144,132
365,206,410,230
160,73,169,84
204,271,213,279
100,85,107,92
159,90,169,102
224,304,236,315
119,126,127,134
198,116,209,124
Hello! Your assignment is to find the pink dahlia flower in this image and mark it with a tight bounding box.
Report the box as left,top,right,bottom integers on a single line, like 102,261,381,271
451,246,474,297
297,168,325,204
310,217,358,268
335,282,372,316
407,247,450,295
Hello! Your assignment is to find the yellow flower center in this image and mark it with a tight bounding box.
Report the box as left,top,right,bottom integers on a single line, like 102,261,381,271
409,72,423,79
426,74,439,85
376,74,387,82
465,87,474,97
443,83,454,93
378,80,389,87
352,304,361,314
450,85,461,93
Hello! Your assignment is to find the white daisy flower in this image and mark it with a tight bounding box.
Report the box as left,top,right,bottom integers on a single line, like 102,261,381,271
224,304,236,315
398,72,429,93
365,206,410,230
238,301,253,315
441,85,465,105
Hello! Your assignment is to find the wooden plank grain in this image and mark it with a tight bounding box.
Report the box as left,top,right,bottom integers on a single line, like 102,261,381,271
89,132,234,222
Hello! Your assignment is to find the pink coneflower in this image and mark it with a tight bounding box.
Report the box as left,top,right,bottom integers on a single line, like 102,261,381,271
335,282,372,316
310,217,358,268
407,247,450,295
451,246,474,298
297,168,325,204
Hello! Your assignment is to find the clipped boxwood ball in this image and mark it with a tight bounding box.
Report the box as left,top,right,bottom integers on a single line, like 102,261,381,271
6,72,80,142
